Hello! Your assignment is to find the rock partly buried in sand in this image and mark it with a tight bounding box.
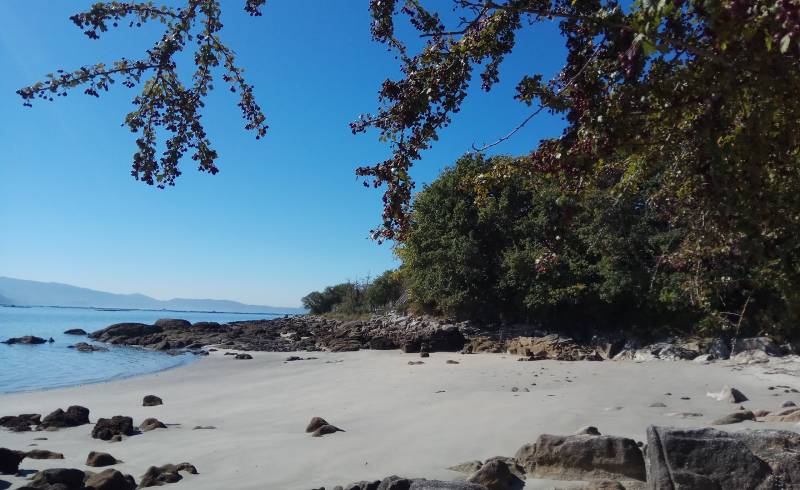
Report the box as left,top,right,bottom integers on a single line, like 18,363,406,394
782,400,797,408
64,328,88,336
467,459,524,490
24,468,85,489
576,426,601,436
338,477,489,489
646,425,800,488
139,418,167,432
648,402,667,408
86,451,119,467
0,413,41,432
763,406,800,422
83,468,137,490
138,463,197,487
306,417,330,433
0,448,25,474
2,335,47,345
712,410,756,425
25,449,64,460
312,424,344,437
41,406,90,429
192,425,216,430
514,434,646,482
92,416,136,441
408,361,425,365
446,360,460,364
234,353,253,360
707,386,748,403
69,342,109,353
447,460,483,475
143,395,163,407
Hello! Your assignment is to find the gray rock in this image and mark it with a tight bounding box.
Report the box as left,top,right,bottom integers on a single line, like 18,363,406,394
83,468,137,490
467,459,523,490
41,406,90,429
2,335,47,345
514,434,645,481
139,417,166,432
86,451,119,467
781,400,796,408
707,386,748,403
92,416,135,441
646,426,800,489
711,410,756,425
142,395,163,407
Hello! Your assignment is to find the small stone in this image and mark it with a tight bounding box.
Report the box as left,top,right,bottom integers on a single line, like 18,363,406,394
781,401,796,408
446,360,460,364
576,426,601,436
87,451,119,467
649,402,667,408
140,417,167,432
192,425,216,430
143,395,163,407
234,353,253,360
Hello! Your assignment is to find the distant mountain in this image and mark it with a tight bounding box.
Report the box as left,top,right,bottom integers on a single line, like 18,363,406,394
0,276,305,314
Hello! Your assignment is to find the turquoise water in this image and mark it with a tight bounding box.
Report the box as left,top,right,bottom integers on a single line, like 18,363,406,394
0,305,282,394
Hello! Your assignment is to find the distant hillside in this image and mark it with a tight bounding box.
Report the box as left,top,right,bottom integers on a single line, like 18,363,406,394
0,277,305,314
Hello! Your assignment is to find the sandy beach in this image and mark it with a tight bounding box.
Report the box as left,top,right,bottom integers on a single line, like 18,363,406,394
2,350,799,489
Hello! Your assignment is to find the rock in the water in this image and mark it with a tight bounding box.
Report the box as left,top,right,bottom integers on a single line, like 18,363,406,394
26,449,64,459
0,448,25,474
138,463,197,487
2,335,47,345
83,468,137,490
41,406,90,429
86,451,119,467
26,468,85,488
70,342,109,353
646,425,800,489
712,410,756,425
706,385,748,403
142,395,163,407
92,416,135,441
89,323,162,341
306,417,329,433
312,424,344,437
467,459,523,490
139,418,167,432
514,434,646,481
64,329,88,335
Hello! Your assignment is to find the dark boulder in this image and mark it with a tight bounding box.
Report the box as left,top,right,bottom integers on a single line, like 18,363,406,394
142,395,163,407
139,418,166,432
646,425,800,489
26,449,64,459
89,323,161,341
514,433,645,481
41,406,90,429
0,413,41,432
64,329,88,336
234,353,253,360
84,468,136,490
0,448,25,474
312,424,344,437
25,468,85,489
2,335,47,345
369,337,398,350
426,327,466,352
138,463,197,487
91,416,135,441
306,417,329,433
467,459,523,490
86,452,118,467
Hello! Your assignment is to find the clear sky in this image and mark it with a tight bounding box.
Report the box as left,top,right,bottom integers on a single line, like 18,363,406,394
0,1,567,307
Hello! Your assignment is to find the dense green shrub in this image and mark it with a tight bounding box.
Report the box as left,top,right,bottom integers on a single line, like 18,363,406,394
301,271,405,316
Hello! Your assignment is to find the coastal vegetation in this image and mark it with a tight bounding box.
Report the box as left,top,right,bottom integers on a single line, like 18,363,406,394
16,1,800,337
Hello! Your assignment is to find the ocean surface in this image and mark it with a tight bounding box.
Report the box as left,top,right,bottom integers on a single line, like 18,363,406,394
0,305,287,394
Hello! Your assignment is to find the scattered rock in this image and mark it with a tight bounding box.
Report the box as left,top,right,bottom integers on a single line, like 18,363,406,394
64,329,88,336
92,416,135,441
234,353,253,360
763,406,800,422
781,401,797,408
25,449,64,459
420,352,430,358
707,386,748,403
0,448,25,474
646,425,800,488
514,434,646,481
408,361,425,365
666,412,704,418
41,406,90,429
445,360,459,364
2,335,47,345
0,413,41,432
69,342,109,353
83,468,137,490
467,459,523,490
86,451,119,467
648,402,667,408
138,463,197,487
142,395,163,407
192,426,216,430
139,418,167,432
312,424,344,437
712,410,756,425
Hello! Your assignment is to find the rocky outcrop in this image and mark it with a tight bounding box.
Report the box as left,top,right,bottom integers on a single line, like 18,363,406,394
89,323,163,344
0,413,41,432
138,463,197,487
2,335,47,345
0,448,25,474
69,342,109,353
328,477,489,490
646,426,800,489
507,335,603,361
514,434,646,482
64,329,88,335
23,468,85,489
92,416,135,441
86,452,119,467
40,406,90,429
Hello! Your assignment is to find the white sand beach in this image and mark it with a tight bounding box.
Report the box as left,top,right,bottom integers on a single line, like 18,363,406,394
2,351,799,489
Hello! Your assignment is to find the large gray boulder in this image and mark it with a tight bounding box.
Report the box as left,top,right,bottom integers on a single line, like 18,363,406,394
646,426,800,489
514,434,645,482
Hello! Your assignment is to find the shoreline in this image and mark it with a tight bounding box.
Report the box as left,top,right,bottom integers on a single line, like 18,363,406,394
2,350,799,489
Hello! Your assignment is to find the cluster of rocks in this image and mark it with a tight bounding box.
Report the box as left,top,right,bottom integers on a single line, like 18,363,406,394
320,424,800,489
2,335,52,345
1,406,90,433
2,462,197,489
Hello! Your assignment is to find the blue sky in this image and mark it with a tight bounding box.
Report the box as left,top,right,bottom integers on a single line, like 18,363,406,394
0,1,567,307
